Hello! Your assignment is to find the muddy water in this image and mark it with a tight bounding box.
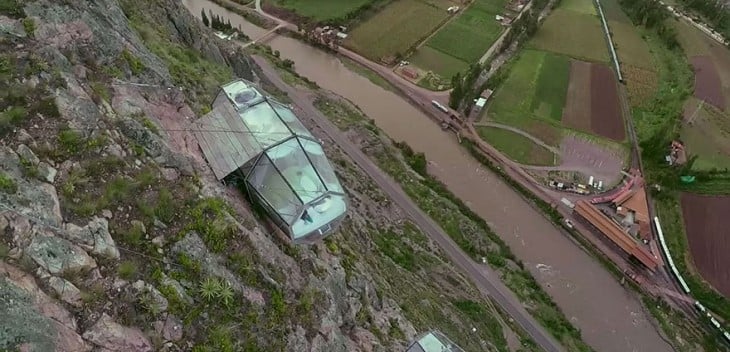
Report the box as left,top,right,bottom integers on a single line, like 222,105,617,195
182,2,671,351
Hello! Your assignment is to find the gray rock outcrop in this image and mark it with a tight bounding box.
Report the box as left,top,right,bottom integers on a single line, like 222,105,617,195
63,217,120,260
0,262,90,352
26,235,97,275
82,313,153,352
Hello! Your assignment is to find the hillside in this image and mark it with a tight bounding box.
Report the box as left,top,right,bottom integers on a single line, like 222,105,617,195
0,0,523,351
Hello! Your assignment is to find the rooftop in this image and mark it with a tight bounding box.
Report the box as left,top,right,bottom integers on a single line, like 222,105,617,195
406,331,464,352
193,79,348,241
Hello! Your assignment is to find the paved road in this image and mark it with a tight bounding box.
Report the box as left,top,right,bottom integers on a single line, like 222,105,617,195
251,56,566,352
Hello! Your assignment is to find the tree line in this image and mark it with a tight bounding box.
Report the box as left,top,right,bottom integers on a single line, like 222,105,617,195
448,0,556,113
201,8,234,33
679,0,730,40
618,0,679,49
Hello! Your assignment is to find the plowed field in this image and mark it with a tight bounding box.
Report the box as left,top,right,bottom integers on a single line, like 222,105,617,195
562,60,592,131
562,61,625,140
590,64,625,141
680,193,730,297
691,56,726,110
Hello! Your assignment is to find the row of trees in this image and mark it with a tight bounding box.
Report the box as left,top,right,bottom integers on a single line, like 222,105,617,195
618,0,679,49
449,0,555,114
448,62,485,110
201,9,234,33
679,0,730,39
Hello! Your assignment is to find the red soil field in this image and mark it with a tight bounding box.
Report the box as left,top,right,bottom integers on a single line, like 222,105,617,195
680,193,730,297
589,64,625,141
691,56,726,110
562,60,592,133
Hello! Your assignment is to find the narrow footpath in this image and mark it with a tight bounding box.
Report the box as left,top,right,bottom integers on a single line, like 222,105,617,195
251,55,566,352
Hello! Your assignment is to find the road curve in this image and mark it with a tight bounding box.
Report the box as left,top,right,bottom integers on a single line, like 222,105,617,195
251,55,565,352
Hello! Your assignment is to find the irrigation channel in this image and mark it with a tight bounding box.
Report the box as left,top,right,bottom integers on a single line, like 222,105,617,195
182,1,671,351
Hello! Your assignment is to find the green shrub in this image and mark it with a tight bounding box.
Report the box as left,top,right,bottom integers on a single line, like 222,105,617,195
121,49,145,75
117,261,138,280
187,198,236,253
0,106,27,135
0,0,24,18
22,17,34,37
0,172,17,194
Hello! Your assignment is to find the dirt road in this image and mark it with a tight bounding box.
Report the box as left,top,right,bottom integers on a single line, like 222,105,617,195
251,56,566,352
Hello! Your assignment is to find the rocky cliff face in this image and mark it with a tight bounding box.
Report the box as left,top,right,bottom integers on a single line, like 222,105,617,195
0,1,514,351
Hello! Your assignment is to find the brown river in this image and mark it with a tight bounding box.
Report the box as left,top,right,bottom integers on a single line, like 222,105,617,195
182,1,672,351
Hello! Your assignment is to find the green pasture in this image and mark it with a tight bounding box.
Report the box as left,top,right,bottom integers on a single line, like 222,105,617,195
345,0,448,61
609,21,655,69
409,45,469,78
424,0,507,63
530,9,609,63
488,50,570,124
560,0,597,15
476,126,559,166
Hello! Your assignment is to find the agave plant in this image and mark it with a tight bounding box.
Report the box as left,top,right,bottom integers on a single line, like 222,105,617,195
200,277,219,302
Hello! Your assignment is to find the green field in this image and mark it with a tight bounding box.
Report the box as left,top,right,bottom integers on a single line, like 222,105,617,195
345,0,448,61
530,8,609,63
271,0,372,21
488,50,570,125
560,0,597,15
531,53,571,121
477,127,559,166
597,0,631,23
609,22,655,69
409,45,468,78
481,49,569,158
424,0,507,63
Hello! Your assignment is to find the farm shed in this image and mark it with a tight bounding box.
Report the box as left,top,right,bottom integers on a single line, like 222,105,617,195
193,79,348,243
406,330,464,352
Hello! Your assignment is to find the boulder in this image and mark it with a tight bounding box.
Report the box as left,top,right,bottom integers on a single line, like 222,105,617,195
0,147,63,226
63,217,120,260
132,280,168,313
26,235,97,275
37,162,58,183
48,276,83,307
82,313,153,352
0,262,90,352
159,273,193,306
154,314,183,342
16,144,40,165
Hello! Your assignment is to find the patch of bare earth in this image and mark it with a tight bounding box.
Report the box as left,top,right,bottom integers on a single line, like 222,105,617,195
590,64,625,141
562,60,592,133
680,193,730,297
691,56,726,110
559,135,624,186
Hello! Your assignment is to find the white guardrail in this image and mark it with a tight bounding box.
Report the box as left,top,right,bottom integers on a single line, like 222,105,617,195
653,216,730,344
